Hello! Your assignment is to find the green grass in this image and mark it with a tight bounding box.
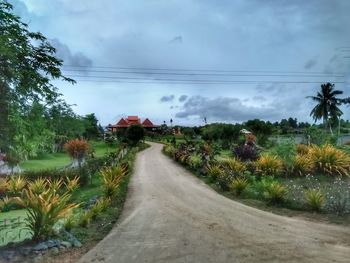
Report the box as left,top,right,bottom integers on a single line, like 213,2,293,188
20,141,114,171
0,209,31,246
216,149,232,161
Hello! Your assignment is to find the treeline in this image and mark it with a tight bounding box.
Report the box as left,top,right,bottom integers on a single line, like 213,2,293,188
9,101,102,160
165,117,350,149
0,2,101,161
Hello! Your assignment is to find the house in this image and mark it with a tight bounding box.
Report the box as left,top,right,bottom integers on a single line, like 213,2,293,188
108,116,159,132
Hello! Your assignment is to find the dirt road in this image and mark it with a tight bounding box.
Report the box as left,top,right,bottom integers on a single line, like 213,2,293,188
79,142,350,263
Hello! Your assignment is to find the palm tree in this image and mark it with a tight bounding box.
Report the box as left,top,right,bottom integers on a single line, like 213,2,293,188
307,83,343,134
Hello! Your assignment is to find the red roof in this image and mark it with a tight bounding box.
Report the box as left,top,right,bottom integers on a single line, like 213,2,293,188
142,118,155,127
110,116,158,129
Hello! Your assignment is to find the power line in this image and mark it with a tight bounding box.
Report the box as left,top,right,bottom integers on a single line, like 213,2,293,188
61,68,344,78
68,76,345,85
62,65,343,76
66,75,345,83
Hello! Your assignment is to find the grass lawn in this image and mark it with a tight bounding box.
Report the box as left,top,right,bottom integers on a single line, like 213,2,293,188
20,141,115,171
0,209,30,246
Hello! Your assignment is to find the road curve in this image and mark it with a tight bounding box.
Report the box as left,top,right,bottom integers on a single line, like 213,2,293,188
79,142,350,263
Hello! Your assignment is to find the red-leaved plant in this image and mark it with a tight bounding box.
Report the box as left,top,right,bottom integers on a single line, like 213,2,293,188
64,139,89,161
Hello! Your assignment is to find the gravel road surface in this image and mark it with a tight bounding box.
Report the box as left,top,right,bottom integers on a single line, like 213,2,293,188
79,142,350,263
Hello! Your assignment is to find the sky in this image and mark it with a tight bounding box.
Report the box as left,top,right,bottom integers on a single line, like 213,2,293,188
8,0,350,126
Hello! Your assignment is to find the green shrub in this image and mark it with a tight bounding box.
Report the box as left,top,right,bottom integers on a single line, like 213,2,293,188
188,154,202,170
216,172,233,191
263,182,288,203
308,144,350,177
126,124,145,145
64,214,78,232
268,139,296,164
100,165,127,197
296,144,309,155
255,155,284,177
19,181,79,241
221,157,246,175
7,175,26,196
89,197,111,219
305,189,325,211
206,164,223,182
0,178,9,196
230,177,249,196
291,155,312,176
28,178,47,194
65,176,80,192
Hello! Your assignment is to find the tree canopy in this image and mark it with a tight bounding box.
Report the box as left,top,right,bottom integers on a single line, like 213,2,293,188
307,83,343,133
0,1,75,152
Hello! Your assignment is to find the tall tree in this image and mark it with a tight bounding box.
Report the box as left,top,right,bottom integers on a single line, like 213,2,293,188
307,83,343,134
0,1,74,152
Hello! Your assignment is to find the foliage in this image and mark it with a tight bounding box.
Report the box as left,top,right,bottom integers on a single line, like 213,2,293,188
305,189,325,211
65,176,80,192
64,139,89,160
233,144,258,162
308,144,350,177
307,83,343,133
0,178,9,196
28,178,47,195
291,155,312,176
7,175,26,195
19,180,79,240
221,157,246,175
126,124,145,145
100,165,127,197
0,1,74,152
188,154,203,170
89,197,111,219
255,155,283,177
296,144,309,155
163,145,176,157
268,139,296,165
263,182,288,203
83,113,100,139
216,172,233,191
206,164,223,181
230,177,249,196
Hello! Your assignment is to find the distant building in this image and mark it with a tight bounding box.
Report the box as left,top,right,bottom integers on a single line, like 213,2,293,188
108,116,158,132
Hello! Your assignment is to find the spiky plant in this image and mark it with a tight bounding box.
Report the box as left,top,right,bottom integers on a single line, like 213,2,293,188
89,198,111,219
296,144,310,155
255,155,283,177
65,176,80,192
221,157,246,175
308,144,350,177
206,164,223,181
19,187,79,240
100,165,127,197
7,176,26,196
0,178,9,195
50,178,63,193
264,182,288,203
305,189,325,211
291,155,312,176
28,178,47,195
230,177,249,196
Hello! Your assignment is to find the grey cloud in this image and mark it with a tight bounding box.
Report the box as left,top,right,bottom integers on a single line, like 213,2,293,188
175,96,280,122
179,95,188,102
50,38,93,67
169,36,183,44
304,57,318,69
175,95,310,122
160,95,175,103
252,96,267,102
